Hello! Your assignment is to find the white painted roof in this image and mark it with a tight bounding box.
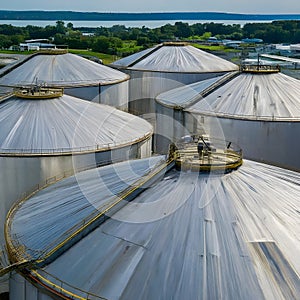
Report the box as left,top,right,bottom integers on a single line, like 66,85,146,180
188,72,300,120
0,94,152,154
112,43,239,73
0,53,129,87
7,158,300,299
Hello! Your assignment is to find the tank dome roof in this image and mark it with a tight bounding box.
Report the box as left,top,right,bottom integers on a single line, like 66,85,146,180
0,52,129,87
111,43,239,73
0,93,152,155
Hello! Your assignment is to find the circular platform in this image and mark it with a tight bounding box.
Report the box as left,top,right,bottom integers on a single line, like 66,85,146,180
172,135,243,173
13,87,63,99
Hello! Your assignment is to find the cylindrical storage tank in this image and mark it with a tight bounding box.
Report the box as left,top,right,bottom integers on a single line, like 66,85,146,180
0,91,152,294
6,156,165,300
5,157,300,300
156,66,300,171
0,51,130,109
185,68,300,171
110,42,239,119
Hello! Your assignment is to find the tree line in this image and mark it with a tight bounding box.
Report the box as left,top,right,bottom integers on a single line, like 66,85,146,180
1,10,298,21
0,20,300,56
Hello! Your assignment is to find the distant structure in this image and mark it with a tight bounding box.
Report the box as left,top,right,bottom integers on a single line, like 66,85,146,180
19,39,56,51
5,154,300,300
0,51,130,109
290,43,300,52
156,64,300,171
110,42,239,119
241,38,263,44
0,88,152,294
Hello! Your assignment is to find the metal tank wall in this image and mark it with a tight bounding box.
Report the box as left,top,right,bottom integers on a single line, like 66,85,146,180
138,136,152,158
64,80,129,110
155,103,188,154
185,112,300,171
127,70,229,117
155,104,227,154
154,76,227,153
10,273,53,300
126,70,228,153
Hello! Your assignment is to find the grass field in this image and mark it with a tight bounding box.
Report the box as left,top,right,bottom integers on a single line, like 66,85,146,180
68,49,117,64
191,43,239,53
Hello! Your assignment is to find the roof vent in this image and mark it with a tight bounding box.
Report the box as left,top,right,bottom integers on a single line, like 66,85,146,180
162,41,189,46
13,86,64,99
241,64,280,74
169,134,243,173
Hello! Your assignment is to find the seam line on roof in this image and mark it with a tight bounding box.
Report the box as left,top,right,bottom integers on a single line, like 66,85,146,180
101,230,148,250
127,44,163,68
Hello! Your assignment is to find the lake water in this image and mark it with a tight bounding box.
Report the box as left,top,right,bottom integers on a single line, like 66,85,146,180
0,19,273,28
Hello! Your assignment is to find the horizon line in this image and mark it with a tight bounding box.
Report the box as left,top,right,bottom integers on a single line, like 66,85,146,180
0,10,300,16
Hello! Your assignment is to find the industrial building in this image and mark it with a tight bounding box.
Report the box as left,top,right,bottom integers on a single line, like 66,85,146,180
19,39,56,51
0,51,130,109
5,151,300,300
110,42,239,119
156,65,300,170
0,88,152,294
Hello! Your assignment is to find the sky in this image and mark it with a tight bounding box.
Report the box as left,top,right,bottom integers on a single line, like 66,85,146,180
1,0,300,15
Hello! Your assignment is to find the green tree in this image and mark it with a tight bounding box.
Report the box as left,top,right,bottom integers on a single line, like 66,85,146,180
43,25,58,38
67,22,74,30
137,36,150,47
53,33,66,45
55,21,66,34
10,35,24,45
191,23,205,36
161,24,176,37
200,32,212,40
110,25,129,39
0,34,13,49
95,26,110,37
128,28,142,40
92,36,110,53
174,22,192,38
